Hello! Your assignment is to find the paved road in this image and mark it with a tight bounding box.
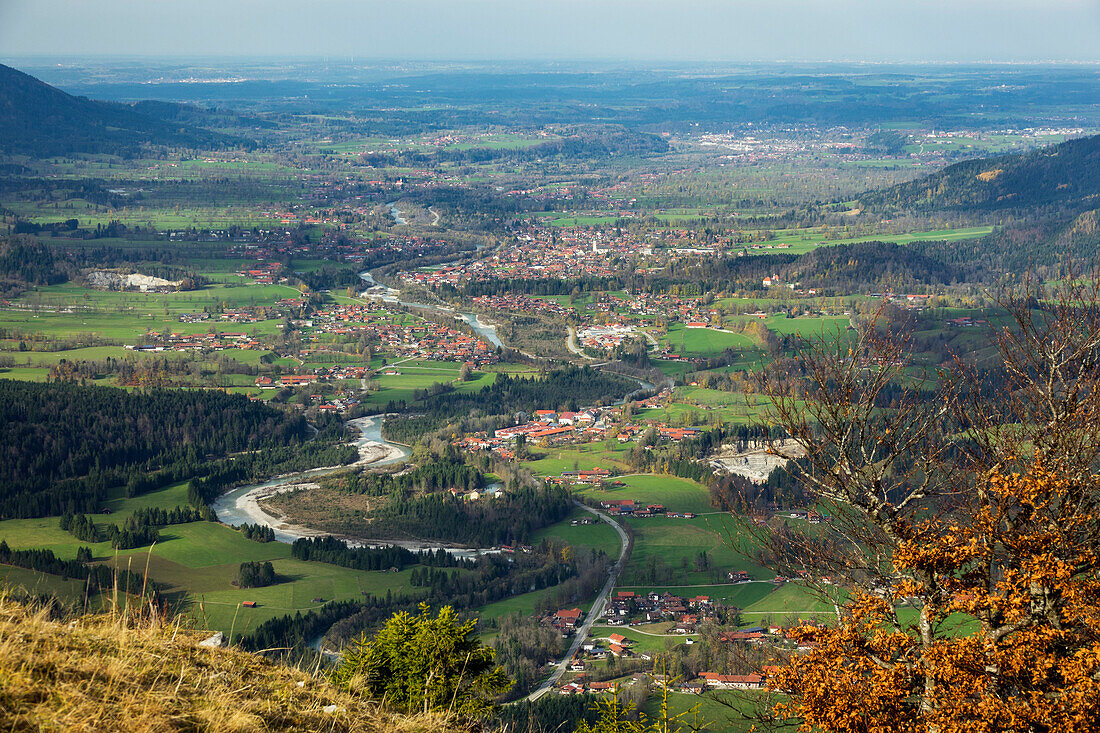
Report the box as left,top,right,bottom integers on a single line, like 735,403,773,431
527,502,631,701
566,325,596,360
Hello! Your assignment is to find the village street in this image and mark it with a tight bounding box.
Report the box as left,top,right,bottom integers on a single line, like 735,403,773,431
527,502,631,702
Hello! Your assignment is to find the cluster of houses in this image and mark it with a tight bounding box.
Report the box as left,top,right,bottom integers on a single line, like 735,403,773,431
868,292,935,310
397,223,663,288
304,303,498,366
456,409,606,454
472,293,576,320
946,315,986,328
603,590,716,629
178,308,265,325
128,330,262,353
251,372,366,413
546,468,615,486
544,607,585,636
783,508,828,524
254,374,315,389
579,633,643,662
609,291,712,324
225,228,461,272
453,397,708,462
237,262,285,285
558,670,767,696
469,290,727,348
596,500,674,519
576,323,638,350
555,618,828,697
553,614,831,696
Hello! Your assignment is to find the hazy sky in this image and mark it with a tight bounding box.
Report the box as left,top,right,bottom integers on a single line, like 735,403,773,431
1,0,1098,63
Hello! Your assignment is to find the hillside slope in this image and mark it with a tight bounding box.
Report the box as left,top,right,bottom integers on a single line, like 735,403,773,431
0,64,241,156
0,595,458,732
859,134,1100,214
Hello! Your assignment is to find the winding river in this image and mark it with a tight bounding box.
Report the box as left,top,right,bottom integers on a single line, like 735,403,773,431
357,270,504,348
212,416,403,540
211,416,495,558
212,271,512,555
213,269,649,558
387,201,407,225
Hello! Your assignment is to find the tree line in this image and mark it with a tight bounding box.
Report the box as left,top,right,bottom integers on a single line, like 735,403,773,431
0,379,309,519
290,536,471,573
381,366,635,443
323,449,483,498
365,484,573,547
0,540,156,595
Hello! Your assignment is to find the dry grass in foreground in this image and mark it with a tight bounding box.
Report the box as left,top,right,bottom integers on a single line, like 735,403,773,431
0,593,463,732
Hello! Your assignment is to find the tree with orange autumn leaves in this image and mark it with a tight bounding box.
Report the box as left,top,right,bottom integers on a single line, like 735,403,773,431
744,272,1100,732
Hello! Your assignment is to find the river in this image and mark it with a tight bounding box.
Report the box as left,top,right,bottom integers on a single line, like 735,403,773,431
387,201,407,225
357,270,504,348
211,416,404,541
212,415,501,557
210,270,512,555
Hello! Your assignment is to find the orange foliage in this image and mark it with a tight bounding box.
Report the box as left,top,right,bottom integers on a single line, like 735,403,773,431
771,463,1100,732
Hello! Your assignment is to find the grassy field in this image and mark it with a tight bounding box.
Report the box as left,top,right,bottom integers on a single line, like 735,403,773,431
0,483,434,634
523,445,635,478
473,586,561,623
637,386,776,427
587,624,697,656
621,515,775,586
663,323,754,357
645,690,793,733
575,474,715,514
359,359,489,406
739,225,994,256
531,507,623,557
740,582,839,621
763,314,851,337
0,565,91,606
651,359,698,377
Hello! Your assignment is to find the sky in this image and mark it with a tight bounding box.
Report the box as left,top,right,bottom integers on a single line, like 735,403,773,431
1,0,1098,63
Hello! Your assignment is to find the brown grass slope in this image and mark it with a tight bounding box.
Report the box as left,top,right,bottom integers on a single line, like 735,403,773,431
0,594,460,733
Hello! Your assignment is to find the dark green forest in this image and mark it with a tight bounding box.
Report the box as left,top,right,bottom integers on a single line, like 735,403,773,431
0,380,309,518
860,134,1100,214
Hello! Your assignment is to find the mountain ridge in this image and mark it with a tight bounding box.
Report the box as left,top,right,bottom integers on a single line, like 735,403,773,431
858,134,1100,215
0,63,245,156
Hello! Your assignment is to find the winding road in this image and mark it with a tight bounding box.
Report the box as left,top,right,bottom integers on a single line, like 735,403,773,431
527,501,631,701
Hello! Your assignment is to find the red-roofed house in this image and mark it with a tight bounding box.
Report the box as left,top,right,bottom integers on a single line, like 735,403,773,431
699,673,764,690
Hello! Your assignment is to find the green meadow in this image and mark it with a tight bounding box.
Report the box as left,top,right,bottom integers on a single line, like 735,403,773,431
663,323,755,357
574,474,714,515
739,225,994,256
531,507,623,558
0,482,435,634
621,515,775,586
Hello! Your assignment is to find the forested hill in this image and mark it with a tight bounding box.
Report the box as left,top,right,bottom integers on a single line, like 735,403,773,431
0,64,242,156
0,380,309,518
781,240,958,291
859,134,1100,214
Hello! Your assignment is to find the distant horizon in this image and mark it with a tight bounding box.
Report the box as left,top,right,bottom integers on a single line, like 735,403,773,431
2,1,1098,64
5,56,1100,67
